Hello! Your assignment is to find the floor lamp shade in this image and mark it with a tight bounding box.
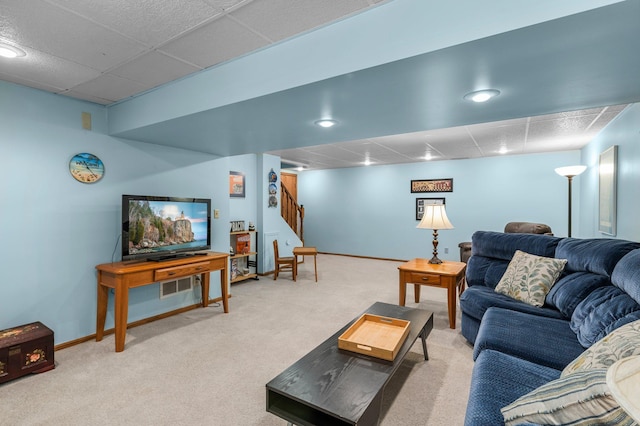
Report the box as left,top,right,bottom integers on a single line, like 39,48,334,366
417,204,454,264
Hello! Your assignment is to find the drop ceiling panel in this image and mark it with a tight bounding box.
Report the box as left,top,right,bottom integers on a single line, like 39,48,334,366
468,123,527,146
159,15,269,68
230,0,373,42
0,49,100,90
47,0,226,47
69,73,149,103
1,0,146,70
110,51,200,88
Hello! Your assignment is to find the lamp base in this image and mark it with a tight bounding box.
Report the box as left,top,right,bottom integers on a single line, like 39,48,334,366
429,230,442,264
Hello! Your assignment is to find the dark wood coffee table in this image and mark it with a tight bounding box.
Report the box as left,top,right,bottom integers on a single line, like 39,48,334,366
266,302,434,425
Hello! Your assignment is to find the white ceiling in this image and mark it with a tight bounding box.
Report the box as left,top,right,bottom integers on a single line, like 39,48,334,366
1,0,638,170
0,0,385,104
272,104,628,170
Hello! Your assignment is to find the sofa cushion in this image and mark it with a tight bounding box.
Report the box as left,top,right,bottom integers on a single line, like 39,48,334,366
555,238,640,277
545,272,611,318
571,286,640,347
460,285,564,322
611,248,640,304
501,369,634,426
472,231,562,260
494,250,567,307
466,255,509,288
473,307,584,370
563,319,640,376
466,231,563,288
464,349,560,426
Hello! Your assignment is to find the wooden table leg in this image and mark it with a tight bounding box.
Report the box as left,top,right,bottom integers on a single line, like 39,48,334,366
201,272,210,308
414,284,421,303
399,275,406,306
114,283,129,352
220,268,229,313
447,280,456,329
313,254,317,282
96,280,108,342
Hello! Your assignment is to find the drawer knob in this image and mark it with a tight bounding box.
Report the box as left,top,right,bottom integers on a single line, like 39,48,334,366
168,272,176,276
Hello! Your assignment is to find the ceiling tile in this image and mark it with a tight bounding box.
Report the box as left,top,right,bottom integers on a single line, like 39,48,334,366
0,48,100,90
230,0,372,42
68,74,149,103
159,15,269,68
47,0,226,47
110,51,200,88
1,0,146,70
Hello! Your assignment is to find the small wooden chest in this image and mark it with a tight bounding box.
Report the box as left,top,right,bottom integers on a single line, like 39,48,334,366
0,321,55,384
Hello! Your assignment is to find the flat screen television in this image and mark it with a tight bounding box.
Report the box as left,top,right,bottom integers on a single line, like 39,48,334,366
122,195,211,261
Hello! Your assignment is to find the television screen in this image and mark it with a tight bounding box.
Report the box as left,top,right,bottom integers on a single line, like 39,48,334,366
122,195,211,261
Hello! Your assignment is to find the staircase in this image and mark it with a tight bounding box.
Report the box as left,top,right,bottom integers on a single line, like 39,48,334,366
281,182,304,243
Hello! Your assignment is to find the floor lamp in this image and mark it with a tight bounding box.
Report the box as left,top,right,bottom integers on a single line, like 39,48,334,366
417,204,454,264
554,165,586,237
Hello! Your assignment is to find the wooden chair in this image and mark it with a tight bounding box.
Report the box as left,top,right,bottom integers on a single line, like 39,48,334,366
273,240,296,281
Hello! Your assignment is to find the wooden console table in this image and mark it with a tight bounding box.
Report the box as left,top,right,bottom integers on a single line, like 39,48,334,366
398,258,466,329
95,252,229,352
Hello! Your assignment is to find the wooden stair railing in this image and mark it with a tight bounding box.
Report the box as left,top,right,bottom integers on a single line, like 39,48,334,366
281,182,304,243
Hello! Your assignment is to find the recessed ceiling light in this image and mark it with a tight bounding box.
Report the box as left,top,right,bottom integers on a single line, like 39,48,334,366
315,119,337,128
464,89,500,103
498,146,508,154
0,43,26,59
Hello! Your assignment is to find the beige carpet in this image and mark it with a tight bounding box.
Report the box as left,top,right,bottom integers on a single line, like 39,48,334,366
0,255,474,425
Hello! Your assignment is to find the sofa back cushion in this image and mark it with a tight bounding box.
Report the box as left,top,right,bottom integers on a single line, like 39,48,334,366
544,238,640,319
570,286,640,347
611,248,640,304
555,238,640,277
466,231,562,288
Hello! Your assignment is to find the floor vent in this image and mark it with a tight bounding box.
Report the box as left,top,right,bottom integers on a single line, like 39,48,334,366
160,276,194,299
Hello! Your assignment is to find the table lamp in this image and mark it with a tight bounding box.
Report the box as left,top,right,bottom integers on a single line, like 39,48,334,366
417,204,454,264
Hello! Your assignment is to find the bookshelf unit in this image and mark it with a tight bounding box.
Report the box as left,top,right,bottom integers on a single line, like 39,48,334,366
230,230,259,283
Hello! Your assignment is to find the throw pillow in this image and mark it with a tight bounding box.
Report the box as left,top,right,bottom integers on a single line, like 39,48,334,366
494,250,567,307
563,318,640,377
501,369,634,426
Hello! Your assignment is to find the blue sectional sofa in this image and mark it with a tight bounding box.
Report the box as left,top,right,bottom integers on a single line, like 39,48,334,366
460,231,640,425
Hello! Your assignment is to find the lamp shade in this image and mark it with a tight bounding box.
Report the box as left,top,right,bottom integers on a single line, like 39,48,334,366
555,165,587,177
417,204,454,230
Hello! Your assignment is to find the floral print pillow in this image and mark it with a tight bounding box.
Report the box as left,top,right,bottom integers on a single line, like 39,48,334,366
562,319,640,377
495,250,567,307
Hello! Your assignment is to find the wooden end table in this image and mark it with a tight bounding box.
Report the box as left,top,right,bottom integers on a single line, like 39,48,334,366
398,258,466,329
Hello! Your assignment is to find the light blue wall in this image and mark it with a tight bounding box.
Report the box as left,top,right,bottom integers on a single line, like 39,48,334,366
578,103,640,240
1,81,231,344
298,151,581,261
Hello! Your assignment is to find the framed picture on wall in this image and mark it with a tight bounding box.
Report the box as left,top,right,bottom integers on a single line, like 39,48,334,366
411,178,453,193
598,145,617,235
229,171,245,198
416,198,445,220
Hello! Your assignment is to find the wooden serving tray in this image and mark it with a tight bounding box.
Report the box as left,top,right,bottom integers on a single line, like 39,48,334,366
338,314,410,361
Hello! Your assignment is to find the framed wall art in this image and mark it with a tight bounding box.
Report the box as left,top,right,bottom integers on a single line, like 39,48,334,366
598,145,618,236
411,178,453,193
416,198,445,220
229,171,245,198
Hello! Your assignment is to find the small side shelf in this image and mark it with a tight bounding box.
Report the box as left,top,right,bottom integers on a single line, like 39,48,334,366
230,230,259,283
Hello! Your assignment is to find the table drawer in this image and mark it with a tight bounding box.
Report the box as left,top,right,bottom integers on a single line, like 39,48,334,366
154,261,210,281
407,272,441,285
